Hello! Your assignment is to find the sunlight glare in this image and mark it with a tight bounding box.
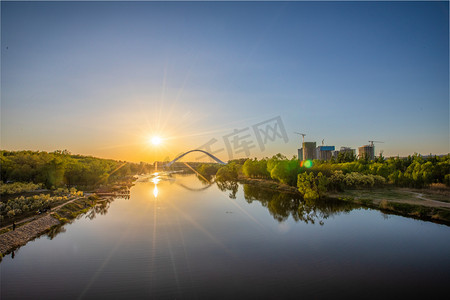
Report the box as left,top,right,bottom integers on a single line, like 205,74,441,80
151,136,162,146
152,173,160,198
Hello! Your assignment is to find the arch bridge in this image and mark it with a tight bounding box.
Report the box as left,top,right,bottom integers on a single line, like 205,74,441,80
165,150,226,167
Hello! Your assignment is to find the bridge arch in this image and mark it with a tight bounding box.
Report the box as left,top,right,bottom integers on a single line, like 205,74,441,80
176,182,215,192
166,150,226,167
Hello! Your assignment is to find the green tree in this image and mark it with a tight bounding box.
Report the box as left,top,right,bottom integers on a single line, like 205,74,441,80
297,172,327,200
270,159,301,186
216,163,240,181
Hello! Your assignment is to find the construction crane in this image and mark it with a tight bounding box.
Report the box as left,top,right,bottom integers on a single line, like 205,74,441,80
294,132,306,144
368,140,384,147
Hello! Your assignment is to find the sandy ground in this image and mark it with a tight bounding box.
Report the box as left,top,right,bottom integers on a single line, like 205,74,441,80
399,189,450,208
330,187,450,209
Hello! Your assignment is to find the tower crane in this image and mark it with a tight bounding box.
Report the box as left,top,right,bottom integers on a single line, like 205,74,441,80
368,140,384,147
294,132,306,144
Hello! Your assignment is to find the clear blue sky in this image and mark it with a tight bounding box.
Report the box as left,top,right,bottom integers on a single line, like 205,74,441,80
1,1,448,162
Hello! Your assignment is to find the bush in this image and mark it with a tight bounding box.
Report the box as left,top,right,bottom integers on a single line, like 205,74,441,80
373,175,386,186
297,172,328,200
329,171,345,191
88,194,100,200
0,182,42,195
55,187,69,195
7,210,15,218
342,172,385,188
0,194,64,220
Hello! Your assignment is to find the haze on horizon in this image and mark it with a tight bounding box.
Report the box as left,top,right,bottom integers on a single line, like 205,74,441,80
1,1,448,163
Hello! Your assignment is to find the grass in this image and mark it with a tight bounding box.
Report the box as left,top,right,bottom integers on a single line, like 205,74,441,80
331,188,411,202
0,227,11,235
1,195,74,228
51,212,70,224
52,197,97,224
242,179,450,224
239,177,299,194
407,188,450,203
382,201,450,221
331,188,450,224
0,194,111,259
0,219,33,234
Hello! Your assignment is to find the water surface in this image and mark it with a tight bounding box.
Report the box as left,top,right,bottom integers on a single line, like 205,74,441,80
2,173,450,299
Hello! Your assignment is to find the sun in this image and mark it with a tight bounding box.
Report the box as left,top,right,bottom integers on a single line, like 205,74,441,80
150,136,162,146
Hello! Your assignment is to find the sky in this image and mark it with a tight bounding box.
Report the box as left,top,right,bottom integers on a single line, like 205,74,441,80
1,1,449,163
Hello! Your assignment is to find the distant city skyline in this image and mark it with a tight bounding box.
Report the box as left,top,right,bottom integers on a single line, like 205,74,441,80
1,1,448,162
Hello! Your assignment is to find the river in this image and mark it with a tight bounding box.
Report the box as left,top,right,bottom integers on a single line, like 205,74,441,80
1,172,450,299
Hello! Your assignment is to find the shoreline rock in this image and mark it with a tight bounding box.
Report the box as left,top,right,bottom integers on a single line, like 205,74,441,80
0,215,60,257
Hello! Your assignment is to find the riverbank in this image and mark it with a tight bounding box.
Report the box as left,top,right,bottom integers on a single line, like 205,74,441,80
0,215,60,260
0,175,137,261
1,179,134,229
328,188,450,225
0,195,112,261
239,177,450,225
239,177,299,194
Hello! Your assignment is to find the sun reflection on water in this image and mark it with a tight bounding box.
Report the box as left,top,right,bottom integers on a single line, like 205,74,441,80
151,173,161,198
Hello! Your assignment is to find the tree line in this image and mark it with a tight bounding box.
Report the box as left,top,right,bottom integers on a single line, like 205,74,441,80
1,150,153,189
196,153,450,200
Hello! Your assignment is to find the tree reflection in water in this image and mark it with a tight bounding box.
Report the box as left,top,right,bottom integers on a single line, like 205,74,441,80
242,184,360,225
196,174,213,185
46,196,119,240
216,181,239,199
46,225,67,240
85,197,116,220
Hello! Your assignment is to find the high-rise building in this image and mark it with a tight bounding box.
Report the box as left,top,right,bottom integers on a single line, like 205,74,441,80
339,147,356,155
358,145,375,160
300,142,316,160
332,147,356,160
333,147,355,157
316,146,335,160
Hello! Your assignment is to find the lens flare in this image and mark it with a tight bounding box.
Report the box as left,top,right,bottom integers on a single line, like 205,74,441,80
300,160,313,168
305,160,313,168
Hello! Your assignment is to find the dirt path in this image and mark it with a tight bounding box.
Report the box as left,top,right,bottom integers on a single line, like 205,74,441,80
403,191,450,208
0,196,82,233
0,196,92,257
